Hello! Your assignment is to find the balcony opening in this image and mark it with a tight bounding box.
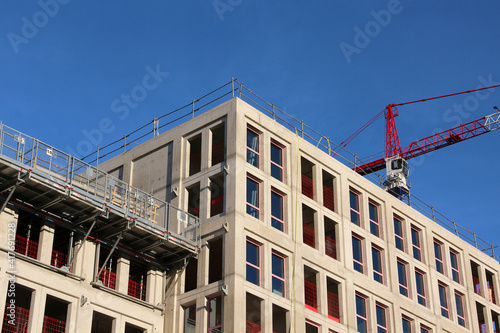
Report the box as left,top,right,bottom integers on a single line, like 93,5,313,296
42,296,68,333
187,183,201,217
301,157,314,199
97,246,119,289
327,277,340,323
188,135,202,176
91,311,115,333
246,293,262,333
272,304,288,333
487,270,497,304
125,323,146,333
322,170,335,212
128,261,148,301
51,226,72,269
304,267,318,312
471,261,481,295
477,302,486,333
208,238,223,283
210,174,224,217
184,258,198,292
15,210,40,260
2,284,32,332
302,205,316,249
210,123,225,166
324,217,337,260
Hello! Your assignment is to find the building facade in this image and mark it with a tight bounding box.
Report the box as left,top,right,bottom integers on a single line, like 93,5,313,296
1,96,500,332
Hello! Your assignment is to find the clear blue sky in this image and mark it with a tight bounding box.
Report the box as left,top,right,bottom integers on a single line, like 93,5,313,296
1,1,499,256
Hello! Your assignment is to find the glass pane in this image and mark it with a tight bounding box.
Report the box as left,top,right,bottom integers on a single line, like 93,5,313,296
271,144,282,165
356,296,365,317
184,304,196,333
271,218,283,231
350,192,359,211
272,277,284,297
271,164,282,181
246,242,259,266
369,203,377,221
247,130,259,151
352,238,362,262
271,192,283,220
351,210,360,226
208,296,222,328
402,319,411,333
247,265,259,286
272,254,284,277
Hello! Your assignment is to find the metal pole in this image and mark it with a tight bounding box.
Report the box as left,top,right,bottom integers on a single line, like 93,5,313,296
66,219,97,269
124,135,127,153
192,100,195,118
239,82,243,98
96,147,99,166
231,77,235,98
272,104,276,120
95,231,124,282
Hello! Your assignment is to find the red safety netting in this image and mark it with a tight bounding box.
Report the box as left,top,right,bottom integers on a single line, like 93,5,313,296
41,315,66,333
246,320,261,333
301,174,313,199
98,268,116,289
328,290,340,322
15,235,38,259
128,280,146,301
325,236,337,260
303,223,315,248
2,305,30,333
304,280,317,312
50,250,68,268
323,186,335,211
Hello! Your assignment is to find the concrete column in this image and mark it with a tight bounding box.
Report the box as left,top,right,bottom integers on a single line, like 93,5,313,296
0,207,17,250
29,288,45,333
146,268,163,304
37,221,55,265
76,240,97,281
116,256,130,294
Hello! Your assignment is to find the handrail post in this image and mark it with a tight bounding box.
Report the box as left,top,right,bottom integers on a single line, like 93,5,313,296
239,82,243,98
124,135,127,153
96,147,100,166
272,103,276,120
231,77,235,98
192,100,195,118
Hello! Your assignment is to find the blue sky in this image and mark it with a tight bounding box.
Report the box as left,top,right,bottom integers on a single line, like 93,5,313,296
1,1,499,256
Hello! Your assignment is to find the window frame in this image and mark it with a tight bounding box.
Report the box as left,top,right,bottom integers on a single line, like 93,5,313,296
372,245,384,284
183,302,197,333
246,239,261,286
246,176,261,219
450,249,460,284
376,303,388,333
349,189,361,227
411,225,422,261
355,293,368,333
438,282,449,318
271,189,285,232
369,201,380,237
352,234,364,274
455,291,466,327
270,140,284,182
271,251,286,297
394,216,405,252
246,127,260,168
207,294,223,333
415,269,427,307
402,315,413,333
434,240,445,275
397,259,409,297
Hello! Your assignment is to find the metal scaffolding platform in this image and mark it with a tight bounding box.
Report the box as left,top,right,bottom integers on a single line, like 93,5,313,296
0,122,200,265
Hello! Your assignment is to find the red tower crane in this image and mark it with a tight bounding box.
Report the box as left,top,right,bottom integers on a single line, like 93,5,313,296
347,85,500,199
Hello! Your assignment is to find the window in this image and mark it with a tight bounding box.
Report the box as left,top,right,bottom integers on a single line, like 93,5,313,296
247,127,260,167
187,183,201,217
92,311,115,333
402,316,413,333
492,310,500,333
438,282,449,318
394,216,404,251
183,303,196,333
210,124,225,166
449,250,460,283
369,201,380,237
327,278,340,323
273,305,288,333
207,295,222,333
208,238,223,283
128,261,148,301
324,217,337,260
301,158,314,199
420,325,431,333
305,320,320,333
355,293,368,333
210,174,224,217
415,270,427,306
434,240,444,274
372,246,384,284
477,302,486,333
15,211,40,260
125,323,146,333
246,293,262,333
271,190,285,232
304,267,318,312
486,270,497,304
272,252,286,297
185,259,197,292
397,260,409,297
188,135,201,176
352,235,364,273
246,240,260,286
2,284,32,332
246,177,260,218
471,261,481,295
376,303,388,333
455,292,466,327
411,226,422,261
349,190,361,226
271,141,284,181
51,226,71,269
302,205,316,248
322,170,335,212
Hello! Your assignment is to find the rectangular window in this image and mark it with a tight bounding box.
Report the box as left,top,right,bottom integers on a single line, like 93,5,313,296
420,325,431,333
271,190,285,232
246,293,262,333
411,226,422,261
246,240,260,286
369,201,380,237
376,303,388,333
207,295,222,333
322,170,335,212
271,141,284,181
415,270,427,306
402,316,413,333
92,312,115,332
301,157,314,199
273,305,288,333
51,226,71,269
2,284,32,333
450,250,460,283
356,293,368,333
305,320,320,333
183,303,196,333
394,216,404,251
327,278,340,323
302,205,316,249
352,235,364,273
438,282,449,318
188,135,202,176
471,261,481,295
477,302,486,333
486,270,497,304
492,310,500,333
210,124,225,166
184,259,197,293
324,217,337,260
349,190,361,226
397,260,409,297
272,252,286,297
455,292,466,327
247,127,260,167
187,183,201,217
15,214,40,260
128,262,148,301
246,177,260,218
210,174,224,217
208,238,223,284
434,240,444,274
304,267,318,312
372,246,384,284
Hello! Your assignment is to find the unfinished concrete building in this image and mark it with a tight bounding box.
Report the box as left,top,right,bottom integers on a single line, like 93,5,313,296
1,81,500,332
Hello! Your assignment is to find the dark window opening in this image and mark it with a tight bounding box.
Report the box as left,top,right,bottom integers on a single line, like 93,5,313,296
91,311,114,333
2,284,32,333
211,124,225,166
487,270,497,304
492,310,500,333
301,157,314,199
125,323,146,333
15,210,41,260
187,183,200,218
477,302,486,333
185,258,198,292
208,238,223,283
305,321,320,333
322,170,335,211
42,296,68,333
51,226,72,269
304,267,318,312
471,261,481,296
210,174,224,217
327,278,340,323
272,305,288,333
128,261,148,301
246,293,262,333
302,205,316,249
97,246,119,289
188,135,202,176
324,217,337,260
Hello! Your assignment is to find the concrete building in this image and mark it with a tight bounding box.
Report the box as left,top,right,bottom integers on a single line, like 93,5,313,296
1,85,500,332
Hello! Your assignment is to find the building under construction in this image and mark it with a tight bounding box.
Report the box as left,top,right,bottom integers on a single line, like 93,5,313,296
1,80,500,332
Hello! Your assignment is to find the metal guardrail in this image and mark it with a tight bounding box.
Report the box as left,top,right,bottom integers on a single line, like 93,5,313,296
0,122,200,251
